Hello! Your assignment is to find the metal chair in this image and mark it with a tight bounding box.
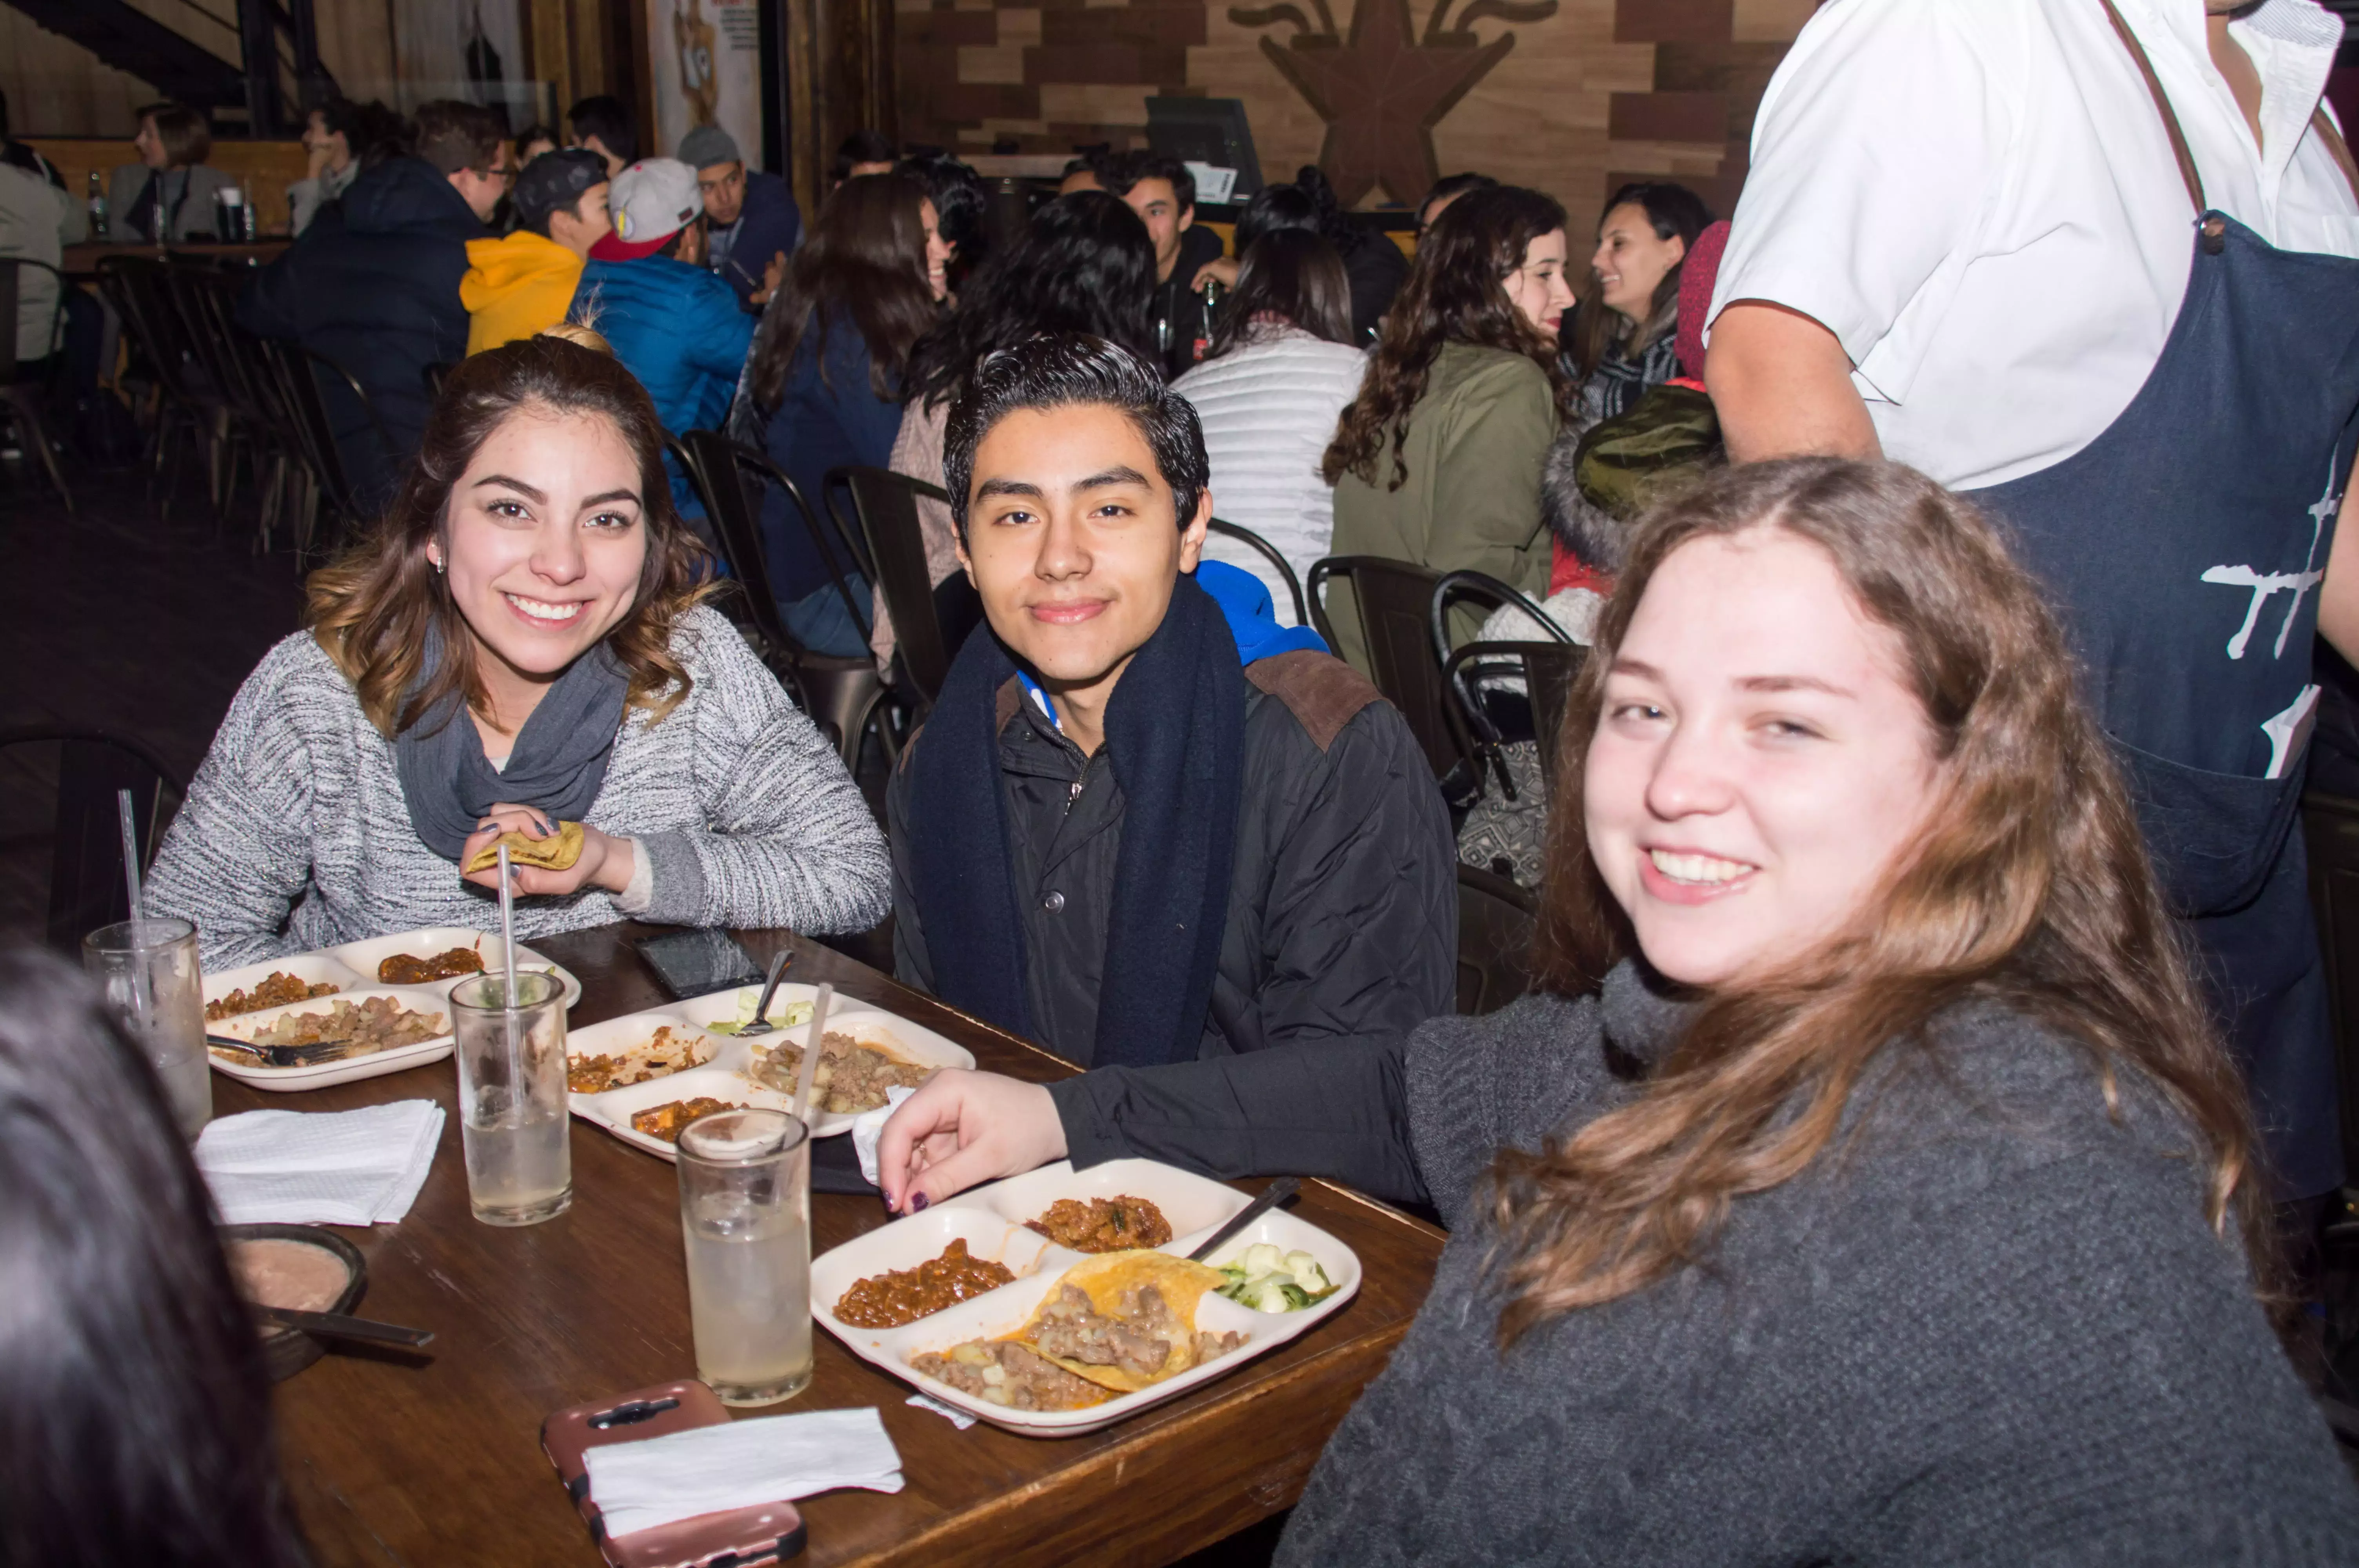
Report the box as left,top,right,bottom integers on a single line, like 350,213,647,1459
1444,641,1588,798
824,464,970,712
680,430,891,771
0,727,184,952
95,253,211,514
1205,516,1309,626
250,338,394,557
1456,863,1538,1016
1307,555,1469,788
0,258,73,512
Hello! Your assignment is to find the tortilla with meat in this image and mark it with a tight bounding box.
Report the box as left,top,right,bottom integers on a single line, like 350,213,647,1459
1018,1250,1238,1394
463,820,585,875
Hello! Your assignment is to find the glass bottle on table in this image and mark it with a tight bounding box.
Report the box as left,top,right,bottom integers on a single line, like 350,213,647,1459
449,969,572,1225
85,171,108,241
677,1108,813,1406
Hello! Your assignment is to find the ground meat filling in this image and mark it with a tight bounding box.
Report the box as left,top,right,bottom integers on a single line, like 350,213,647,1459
1030,1283,1179,1380
748,1031,931,1114
909,1339,1111,1411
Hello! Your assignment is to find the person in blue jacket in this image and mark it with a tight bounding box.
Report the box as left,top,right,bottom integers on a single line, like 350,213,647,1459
239,100,510,509
678,125,801,312
745,172,949,655
570,157,754,521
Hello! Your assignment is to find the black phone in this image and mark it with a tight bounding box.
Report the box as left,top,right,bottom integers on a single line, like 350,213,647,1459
632,929,765,999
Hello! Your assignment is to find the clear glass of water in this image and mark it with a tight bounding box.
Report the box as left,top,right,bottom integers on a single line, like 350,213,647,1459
677,1107,812,1406
449,970,572,1227
82,916,211,1137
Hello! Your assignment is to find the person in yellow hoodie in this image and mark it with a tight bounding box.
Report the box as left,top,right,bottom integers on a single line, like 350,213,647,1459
460,149,610,354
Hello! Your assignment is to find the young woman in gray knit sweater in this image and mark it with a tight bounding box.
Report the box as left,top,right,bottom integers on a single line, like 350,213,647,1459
878,459,2359,1561
147,327,890,969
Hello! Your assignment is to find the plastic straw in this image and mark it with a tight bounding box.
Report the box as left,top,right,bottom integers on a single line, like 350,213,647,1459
498,843,521,1071
116,788,142,920
791,981,833,1126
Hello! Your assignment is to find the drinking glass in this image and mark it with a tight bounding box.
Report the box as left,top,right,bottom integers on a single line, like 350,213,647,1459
82,917,210,1137
677,1108,812,1406
449,970,572,1226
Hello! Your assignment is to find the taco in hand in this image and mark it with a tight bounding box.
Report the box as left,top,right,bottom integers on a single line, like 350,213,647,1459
463,819,585,875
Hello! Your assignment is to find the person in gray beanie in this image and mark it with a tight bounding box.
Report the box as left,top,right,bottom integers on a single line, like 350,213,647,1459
678,123,800,311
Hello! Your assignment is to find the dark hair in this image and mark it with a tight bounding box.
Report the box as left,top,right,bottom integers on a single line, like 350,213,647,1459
1233,181,1318,253
0,950,311,1567
832,129,897,183
656,211,708,260
1323,184,1571,488
1496,457,2267,1340
516,120,558,151
1100,149,1195,216
412,99,505,175
567,95,637,164
751,173,939,408
895,149,989,284
307,327,713,735
1418,171,1497,228
314,97,403,169
1290,165,1373,258
136,102,212,168
905,191,1158,416
1207,229,1354,359
1567,180,1714,377
944,332,1208,541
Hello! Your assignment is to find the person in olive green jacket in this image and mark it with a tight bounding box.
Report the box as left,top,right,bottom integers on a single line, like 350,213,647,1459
1320,186,1577,673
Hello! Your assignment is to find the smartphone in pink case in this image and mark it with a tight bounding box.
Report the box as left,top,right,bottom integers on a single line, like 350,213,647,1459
543,1380,808,1568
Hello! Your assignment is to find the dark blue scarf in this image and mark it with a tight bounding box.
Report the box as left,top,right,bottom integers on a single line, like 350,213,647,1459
907,576,1245,1068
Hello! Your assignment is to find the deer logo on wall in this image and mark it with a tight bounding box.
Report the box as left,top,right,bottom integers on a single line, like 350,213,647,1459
1229,0,1558,207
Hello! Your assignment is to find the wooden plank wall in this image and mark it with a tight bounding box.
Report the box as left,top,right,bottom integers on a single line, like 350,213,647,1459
896,0,1818,224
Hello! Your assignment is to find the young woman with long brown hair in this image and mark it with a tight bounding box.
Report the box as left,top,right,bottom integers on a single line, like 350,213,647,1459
1319,185,1575,671
1563,180,1713,426
874,458,2359,1559
746,172,952,655
146,328,889,969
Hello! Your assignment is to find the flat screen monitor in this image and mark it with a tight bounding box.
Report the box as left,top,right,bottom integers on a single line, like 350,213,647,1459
1144,97,1263,202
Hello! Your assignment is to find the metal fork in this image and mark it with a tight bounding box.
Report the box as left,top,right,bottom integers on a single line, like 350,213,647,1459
730,948,796,1037
207,1033,364,1068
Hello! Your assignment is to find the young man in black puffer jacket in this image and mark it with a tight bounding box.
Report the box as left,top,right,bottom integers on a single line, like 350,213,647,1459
887,333,1454,1070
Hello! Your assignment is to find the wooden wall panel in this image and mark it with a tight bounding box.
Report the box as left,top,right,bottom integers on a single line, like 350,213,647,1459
894,0,1811,222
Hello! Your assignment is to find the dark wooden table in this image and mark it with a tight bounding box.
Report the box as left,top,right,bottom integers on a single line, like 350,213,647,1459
62,239,290,279
225,922,1445,1566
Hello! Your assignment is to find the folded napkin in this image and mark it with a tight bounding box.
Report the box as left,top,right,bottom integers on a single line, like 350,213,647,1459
852,1085,918,1189
195,1101,446,1226
584,1406,905,1538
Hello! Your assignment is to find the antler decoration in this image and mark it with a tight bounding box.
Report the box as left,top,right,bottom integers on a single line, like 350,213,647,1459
1423,0,1555,45
1228,0,1341,40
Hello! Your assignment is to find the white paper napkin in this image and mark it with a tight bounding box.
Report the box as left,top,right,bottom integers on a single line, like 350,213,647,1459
195,1101,445,1226
584,1406,905,1538
852,1085,918,1188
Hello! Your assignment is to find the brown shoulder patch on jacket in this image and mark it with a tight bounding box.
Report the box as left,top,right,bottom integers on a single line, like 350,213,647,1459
1245,650,1384,752
995,673,1022,736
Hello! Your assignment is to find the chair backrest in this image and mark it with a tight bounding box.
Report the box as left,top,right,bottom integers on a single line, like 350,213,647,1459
259,339,378,528
96,254,204,408
1205,516,1309,627
2304,791,2359,1178
0,258,69,384
1308,555,1462,780
1456,862,1538,1016
1429,568,1570,668
827,465,959,706
0,728,185,952
680,429,805,659
1444,639,1589,789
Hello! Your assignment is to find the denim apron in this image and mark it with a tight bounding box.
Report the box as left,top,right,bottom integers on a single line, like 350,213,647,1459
1967,1,2359,1197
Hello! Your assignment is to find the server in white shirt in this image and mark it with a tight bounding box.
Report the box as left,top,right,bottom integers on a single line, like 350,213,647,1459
1707,0,2359,1201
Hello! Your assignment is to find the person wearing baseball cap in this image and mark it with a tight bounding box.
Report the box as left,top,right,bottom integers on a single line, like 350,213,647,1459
459,149,610,354
571,156,752,517
677,124,800,312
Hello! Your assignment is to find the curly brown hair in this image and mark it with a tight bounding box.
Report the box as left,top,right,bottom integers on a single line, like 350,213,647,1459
1320,185,1574,490
1489,458,2270,1345
305,328,715,738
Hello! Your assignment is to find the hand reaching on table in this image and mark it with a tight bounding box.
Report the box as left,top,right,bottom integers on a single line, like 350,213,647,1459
878,1070,1066,1214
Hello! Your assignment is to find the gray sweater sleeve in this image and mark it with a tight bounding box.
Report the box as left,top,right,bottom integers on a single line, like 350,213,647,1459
632,612,891,935
145,639,326,968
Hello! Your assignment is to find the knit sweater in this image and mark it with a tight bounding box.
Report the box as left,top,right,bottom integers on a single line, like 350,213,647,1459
147,606,891,970
1274,965,2359,1563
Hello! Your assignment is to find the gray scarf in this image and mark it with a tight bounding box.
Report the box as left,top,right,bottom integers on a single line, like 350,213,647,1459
392,628,631,862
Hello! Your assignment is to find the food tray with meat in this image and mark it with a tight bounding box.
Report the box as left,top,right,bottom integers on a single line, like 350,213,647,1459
809,1158,1363,1436
563,991,976,1161
320,927,583,1008
204,987,458,1091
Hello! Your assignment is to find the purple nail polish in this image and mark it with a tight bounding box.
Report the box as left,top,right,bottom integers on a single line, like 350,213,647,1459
911,1192,929,1212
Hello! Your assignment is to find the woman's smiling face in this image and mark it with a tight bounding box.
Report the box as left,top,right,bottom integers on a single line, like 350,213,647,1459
429,405,649,690
1583,528,1945,988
